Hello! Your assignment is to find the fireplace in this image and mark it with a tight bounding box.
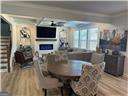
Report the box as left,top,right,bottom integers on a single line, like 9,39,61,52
39,44,53,50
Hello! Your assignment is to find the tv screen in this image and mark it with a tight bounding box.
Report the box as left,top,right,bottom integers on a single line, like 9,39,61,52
37,26,56,38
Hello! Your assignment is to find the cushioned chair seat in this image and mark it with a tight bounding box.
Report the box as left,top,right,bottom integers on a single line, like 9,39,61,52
91,52,105,64
39,77,63,89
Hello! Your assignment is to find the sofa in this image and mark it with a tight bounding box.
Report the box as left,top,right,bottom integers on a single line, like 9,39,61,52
67,52,92,62
59,48,93,62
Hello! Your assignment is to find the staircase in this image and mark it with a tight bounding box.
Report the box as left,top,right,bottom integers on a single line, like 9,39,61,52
0,36,11,72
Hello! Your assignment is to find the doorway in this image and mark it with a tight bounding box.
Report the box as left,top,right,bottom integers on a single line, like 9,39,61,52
1,16,12,72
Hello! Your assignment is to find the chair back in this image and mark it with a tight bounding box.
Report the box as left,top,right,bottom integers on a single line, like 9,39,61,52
47,53,68,65
97,62,105,71
91,52,105,64
73,62,105,96
14,51,25,64
56,53,68,64
34,61,45,89
46,54,58,64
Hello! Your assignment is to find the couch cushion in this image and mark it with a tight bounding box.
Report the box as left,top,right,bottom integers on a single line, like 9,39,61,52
91,52,105,64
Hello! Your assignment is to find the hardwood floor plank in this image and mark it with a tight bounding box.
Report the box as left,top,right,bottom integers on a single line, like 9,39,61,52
1,67,128,96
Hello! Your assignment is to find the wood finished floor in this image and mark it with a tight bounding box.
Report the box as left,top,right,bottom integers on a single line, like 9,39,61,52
1,67,128,96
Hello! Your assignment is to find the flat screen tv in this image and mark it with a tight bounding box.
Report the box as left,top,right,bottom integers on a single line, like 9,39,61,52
37,26,56,38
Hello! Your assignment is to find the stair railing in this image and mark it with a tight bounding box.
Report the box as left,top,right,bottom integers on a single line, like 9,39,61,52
6,37,11,72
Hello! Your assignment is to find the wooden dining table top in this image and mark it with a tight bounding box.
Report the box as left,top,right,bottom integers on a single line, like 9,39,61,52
47,60,92,77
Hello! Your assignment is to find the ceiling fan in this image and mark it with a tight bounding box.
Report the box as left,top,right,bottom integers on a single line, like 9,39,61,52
50,21,66,27
37,17,67,27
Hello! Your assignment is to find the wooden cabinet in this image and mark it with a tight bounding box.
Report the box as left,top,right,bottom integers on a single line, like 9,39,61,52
104,54,125,76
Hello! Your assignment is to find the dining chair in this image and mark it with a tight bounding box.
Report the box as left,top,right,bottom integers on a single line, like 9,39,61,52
57,53,68,64
46,54,57,64
90,52,105,64
46,53,69,84
41,54,51,77
41,53,68,79
70,62,105,96
34,61,64,96
47,53,68,65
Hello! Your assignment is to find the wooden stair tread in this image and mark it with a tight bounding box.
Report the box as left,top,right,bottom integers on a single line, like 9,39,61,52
0,61,8,63
1,52,8,54
1,57,8,59
0,37,11,72
1,40,10,42
0,62,8,65
0,40,10,42
1,61,8,63
0,45,8,47
0,43,10,45
1,48,7,50
1,49,7,52
0,46,7,48
0,36,10,39
0,64,8,66
0,69,8,72
1,59,8,61
0,54,7,57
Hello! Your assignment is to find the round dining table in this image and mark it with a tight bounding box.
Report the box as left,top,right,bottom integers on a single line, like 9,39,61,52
47,60,92,78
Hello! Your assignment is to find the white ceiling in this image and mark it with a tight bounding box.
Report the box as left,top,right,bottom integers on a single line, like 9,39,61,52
25,1,128,15
37,17,91,28
1,1,128,24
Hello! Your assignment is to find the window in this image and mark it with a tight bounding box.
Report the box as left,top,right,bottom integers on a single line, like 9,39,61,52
88,28,98,50
73,28,99,50
73,31,79,48
80,29,87,49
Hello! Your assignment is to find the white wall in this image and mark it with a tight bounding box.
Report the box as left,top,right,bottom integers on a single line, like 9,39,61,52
111,12,128,31
35,27,60,55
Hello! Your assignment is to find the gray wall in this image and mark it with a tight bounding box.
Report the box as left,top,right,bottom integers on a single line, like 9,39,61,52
1,18,11,36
